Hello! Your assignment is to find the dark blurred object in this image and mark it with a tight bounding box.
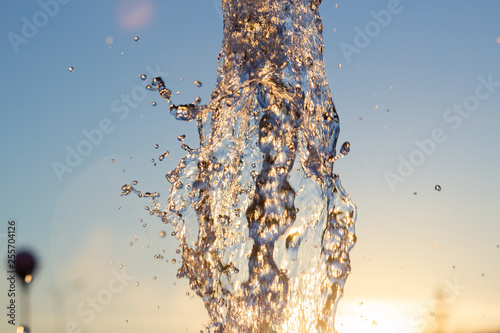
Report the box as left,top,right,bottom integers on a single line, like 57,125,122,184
15,250,37,284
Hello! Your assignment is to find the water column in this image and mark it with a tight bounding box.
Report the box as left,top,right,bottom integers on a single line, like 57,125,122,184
151,1,356,331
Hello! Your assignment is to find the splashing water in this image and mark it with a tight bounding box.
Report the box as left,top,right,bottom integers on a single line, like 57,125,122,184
125,1,356,331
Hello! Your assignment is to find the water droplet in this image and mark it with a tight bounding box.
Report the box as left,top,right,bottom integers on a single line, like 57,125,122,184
152,101,157,106
435,185,442,192
159,231,166,238
340,142,350,156
186,292,190,296
338,63,342,69
68,66,74,72
136,282,139,286
134,36,139,42
154,144,159,149
110,159,115,163
481,273,485,277
172,259,176,264
177,134,186,141
195,96,202,104
413,192,417,195
121,184,133,196
176,249,181,254
159,88,172,100
359,117,363,120
120,265,123,269
140,74,147,81
194,80,203,87
122,169,126,172
386,108,390,112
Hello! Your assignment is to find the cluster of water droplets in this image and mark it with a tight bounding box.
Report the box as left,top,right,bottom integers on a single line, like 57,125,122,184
123,1,357,332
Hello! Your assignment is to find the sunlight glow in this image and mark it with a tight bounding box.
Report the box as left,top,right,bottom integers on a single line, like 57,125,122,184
336,300,418,333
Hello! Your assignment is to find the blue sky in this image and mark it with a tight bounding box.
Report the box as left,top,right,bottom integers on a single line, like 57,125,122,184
1,1,499,332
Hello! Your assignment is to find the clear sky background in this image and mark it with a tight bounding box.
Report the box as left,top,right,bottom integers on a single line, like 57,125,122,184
1,1,499,333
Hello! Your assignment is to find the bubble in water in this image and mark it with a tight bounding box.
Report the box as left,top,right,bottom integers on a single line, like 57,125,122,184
134,36,139,42
435,185,442,192
140,74,147,81
194,80,203,87
152,101,157,106
68,66,74,72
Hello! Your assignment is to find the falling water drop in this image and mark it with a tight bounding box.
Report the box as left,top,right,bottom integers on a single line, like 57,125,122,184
68,66,74,72
435,185,442,192
140,74,147,81
194,80,203,87
134,36,139,42
152,101,157,106
154,144,159,149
